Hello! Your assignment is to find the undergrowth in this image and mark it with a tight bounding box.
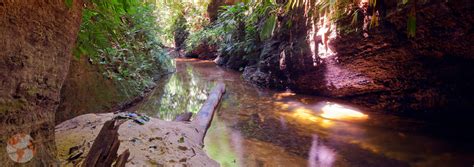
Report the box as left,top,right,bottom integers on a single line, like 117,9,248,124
73,0,173,90
185,0,423,58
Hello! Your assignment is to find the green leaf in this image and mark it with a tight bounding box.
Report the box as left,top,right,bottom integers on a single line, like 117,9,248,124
351,10,359,25
260,14,276,40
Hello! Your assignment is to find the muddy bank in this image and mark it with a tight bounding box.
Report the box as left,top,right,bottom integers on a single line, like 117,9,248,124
56,56,174,124
56,113,218,166
56,57,136,124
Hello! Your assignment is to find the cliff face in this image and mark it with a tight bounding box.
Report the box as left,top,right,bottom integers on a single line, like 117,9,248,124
243,0,474,115
295,0,474,113
0,0,83,165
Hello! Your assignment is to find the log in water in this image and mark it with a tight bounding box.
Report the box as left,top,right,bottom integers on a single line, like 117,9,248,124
192,82,226,145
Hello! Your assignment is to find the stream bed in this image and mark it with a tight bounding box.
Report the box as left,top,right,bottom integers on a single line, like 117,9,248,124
129,58,474,167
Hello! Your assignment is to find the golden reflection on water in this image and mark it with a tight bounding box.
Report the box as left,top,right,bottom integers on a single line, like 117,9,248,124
290,107,333,128
320,102,369,121
348,139,380,154
274,102,290,110
274,100,368,127
273,91,297,100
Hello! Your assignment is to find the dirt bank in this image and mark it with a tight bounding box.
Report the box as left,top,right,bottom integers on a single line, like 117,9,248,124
0,0,83,165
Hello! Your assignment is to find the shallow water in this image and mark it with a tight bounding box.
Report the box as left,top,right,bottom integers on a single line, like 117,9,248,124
131,58,474,167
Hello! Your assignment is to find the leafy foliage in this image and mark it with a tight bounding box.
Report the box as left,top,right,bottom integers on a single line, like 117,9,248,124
180,0,426,62
187,0,423,54
185,0,280,60
74,0,173,90
154,0,211,46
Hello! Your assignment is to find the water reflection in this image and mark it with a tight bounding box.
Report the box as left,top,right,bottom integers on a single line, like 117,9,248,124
205,116,308,167
130,61,213,120
205,117,240,167
275,100,368,123
320,102,368,121
308,135,336,167
289,107,334,128
140,59,474,166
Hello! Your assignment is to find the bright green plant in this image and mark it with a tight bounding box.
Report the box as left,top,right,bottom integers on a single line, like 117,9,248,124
154,0,211,46
74,0,173,90
185,0,280,59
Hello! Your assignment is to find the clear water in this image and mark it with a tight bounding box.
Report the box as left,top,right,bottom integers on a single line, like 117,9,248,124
131,58,474,167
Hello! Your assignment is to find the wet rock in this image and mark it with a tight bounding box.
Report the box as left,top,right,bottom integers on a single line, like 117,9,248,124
243,66,269,87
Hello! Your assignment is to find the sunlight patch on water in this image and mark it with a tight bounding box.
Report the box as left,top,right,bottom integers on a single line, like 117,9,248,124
290,107,333,128
273,91,296,100
274,100,368,124
320,102,369,121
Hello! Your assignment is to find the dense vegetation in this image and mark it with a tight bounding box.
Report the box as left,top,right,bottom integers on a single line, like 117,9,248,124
71,0,421,86
73,0,173,90
153,0,211,46
184,0,421,62
185,1,279,63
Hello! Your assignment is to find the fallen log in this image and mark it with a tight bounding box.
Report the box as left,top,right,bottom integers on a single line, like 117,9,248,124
174,112,193,122
69,83,226,166
192,82,225,145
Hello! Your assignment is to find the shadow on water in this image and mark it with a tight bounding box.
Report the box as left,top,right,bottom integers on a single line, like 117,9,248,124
131,58,474,167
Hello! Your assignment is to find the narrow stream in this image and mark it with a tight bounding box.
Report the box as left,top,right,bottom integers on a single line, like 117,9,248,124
130,58,474,167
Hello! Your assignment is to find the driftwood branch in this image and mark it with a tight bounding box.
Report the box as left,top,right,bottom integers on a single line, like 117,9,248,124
82,119,128,167
192,82,225,145
114,149,130,167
